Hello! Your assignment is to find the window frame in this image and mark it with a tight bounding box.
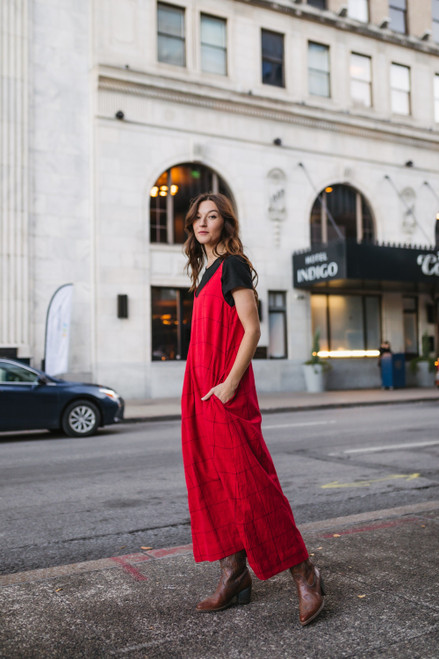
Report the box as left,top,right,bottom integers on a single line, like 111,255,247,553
308,41,331,98
307,0,327,8
433,0,439,43
390,62,411,116
200,12,228,76
151,286,193,361
311,293,382,354
350,52,372,108
434,73,439,123
157,2,186,68
388,0,407,35
261,29,285,88
348,0,369,23
268,291,288,359
149,163,233,245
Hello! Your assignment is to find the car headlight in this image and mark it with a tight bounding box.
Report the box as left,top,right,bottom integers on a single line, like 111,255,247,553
99,387,120,402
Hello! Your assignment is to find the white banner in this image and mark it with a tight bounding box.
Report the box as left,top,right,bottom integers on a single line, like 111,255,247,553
44,284,74,376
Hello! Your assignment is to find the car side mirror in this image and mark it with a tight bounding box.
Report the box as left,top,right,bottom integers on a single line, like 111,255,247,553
37,376,49,385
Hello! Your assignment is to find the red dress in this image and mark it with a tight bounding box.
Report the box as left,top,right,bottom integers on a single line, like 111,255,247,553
181,257,308,580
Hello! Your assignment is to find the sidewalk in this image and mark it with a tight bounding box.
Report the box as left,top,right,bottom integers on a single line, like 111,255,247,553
1,500,438,658
124,387,439,422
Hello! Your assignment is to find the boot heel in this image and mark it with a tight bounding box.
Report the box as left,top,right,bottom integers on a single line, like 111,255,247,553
237,586,252,605
320,576,326,597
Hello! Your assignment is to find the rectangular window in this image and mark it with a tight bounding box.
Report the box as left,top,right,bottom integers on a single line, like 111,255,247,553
151,287,193,361
311,294,381,353
201,14,227,76
348,0,369,22
435,74,439,122
433,0,439,42
391,63,411,115
307,0,326,8
268,292,287,358
350,53,372,107
157,3,185,67
308,42,330,97
403,296,418,356
261,30,284,87
389,0,407,34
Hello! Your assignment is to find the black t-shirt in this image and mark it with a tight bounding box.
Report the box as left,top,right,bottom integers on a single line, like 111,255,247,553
196,255,253,306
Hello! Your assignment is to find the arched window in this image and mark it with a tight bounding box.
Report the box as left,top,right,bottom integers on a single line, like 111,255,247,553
150,163,233,244
310,184,374,245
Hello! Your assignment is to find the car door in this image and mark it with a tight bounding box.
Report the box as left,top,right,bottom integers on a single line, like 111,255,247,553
0,362,60,430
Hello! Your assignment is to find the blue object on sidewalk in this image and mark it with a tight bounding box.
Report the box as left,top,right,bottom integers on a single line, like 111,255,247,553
381,353,406,389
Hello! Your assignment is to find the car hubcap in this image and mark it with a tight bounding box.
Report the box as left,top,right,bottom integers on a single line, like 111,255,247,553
69,406,96,433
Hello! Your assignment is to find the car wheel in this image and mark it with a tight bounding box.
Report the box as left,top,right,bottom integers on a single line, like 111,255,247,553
62,400,100,437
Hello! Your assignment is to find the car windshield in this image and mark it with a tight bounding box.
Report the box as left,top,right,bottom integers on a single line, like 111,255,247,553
0,364,39,383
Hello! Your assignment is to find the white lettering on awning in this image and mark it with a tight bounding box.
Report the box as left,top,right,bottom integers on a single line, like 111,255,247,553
417,253,439,277
297,262,339,283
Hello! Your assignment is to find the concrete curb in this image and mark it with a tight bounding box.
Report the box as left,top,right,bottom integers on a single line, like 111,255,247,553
2,500,437,587
122,395,439,424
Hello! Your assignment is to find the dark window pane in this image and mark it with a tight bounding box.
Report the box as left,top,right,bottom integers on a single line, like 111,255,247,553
310,184,375,245
150,163,234,244
389,8,406,33
151,288,178,361
151,287,193,361
307,0,326,8
261,30,284,87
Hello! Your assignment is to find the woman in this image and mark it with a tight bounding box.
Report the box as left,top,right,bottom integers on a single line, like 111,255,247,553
181,193,325,626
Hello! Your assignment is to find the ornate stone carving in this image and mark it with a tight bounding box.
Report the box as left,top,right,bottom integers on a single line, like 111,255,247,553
267,169,286,247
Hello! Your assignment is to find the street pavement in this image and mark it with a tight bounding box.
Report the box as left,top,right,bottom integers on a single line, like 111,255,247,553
2,388,439,658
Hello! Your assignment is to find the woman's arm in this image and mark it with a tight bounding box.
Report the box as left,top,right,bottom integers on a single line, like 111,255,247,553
201,287,261,404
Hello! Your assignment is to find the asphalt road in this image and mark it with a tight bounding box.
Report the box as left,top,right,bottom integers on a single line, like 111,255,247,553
1,401,438,574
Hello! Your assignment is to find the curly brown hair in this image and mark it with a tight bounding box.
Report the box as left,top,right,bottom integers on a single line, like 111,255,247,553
183,192,258,294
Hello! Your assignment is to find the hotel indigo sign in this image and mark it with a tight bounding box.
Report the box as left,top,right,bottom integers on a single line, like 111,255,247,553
293,241,439,289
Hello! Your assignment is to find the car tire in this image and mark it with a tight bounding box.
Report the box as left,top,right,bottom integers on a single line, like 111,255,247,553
62,400,100,437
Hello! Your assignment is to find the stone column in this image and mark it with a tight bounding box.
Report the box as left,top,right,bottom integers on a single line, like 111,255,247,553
0,0,30,355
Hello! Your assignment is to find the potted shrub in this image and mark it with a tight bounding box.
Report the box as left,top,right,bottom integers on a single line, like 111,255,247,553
303,330,330,393
409,331,436,387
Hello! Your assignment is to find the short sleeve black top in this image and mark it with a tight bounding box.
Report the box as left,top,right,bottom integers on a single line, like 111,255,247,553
196,255,253,307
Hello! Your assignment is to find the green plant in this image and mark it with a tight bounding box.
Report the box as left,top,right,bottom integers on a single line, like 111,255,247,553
409,331,436,374
304,329,331,371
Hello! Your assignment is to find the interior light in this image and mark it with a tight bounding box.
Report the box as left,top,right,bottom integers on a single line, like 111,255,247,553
325,187,333,193
170,185,179,196
436,212,439,221
317,350,380,358
150,186,159,197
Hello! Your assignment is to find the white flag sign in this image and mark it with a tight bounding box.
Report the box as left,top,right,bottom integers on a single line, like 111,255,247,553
44,284,74,376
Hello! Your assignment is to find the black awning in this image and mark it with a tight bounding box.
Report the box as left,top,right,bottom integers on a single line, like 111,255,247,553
293,241,439,291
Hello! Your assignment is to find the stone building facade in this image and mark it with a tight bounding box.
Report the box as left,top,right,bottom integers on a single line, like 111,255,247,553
1,0,439,398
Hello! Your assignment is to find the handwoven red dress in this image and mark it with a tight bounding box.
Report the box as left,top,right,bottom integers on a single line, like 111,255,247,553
181,256,308,580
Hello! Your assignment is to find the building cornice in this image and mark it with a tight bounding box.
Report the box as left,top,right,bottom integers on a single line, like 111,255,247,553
98,68,439,149
235,0,439,55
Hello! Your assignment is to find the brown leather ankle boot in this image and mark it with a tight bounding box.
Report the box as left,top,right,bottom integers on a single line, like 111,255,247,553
290,558,325,626
196,549,252,612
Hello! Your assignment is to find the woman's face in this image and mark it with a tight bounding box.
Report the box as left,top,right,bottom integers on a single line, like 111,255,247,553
193,200,224,250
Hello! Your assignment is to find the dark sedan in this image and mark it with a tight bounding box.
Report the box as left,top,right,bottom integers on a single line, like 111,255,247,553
0,358,124,437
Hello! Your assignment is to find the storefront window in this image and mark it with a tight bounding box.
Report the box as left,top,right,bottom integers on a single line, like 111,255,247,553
150,163,233,244
151,287,193,360
310,184,375,245
268,292,287,358
311,294,381,352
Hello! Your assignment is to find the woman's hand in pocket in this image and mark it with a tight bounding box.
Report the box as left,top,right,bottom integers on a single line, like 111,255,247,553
202,381,237,405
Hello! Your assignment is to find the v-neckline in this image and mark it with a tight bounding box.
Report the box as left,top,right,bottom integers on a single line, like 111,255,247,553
195,257,224,297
